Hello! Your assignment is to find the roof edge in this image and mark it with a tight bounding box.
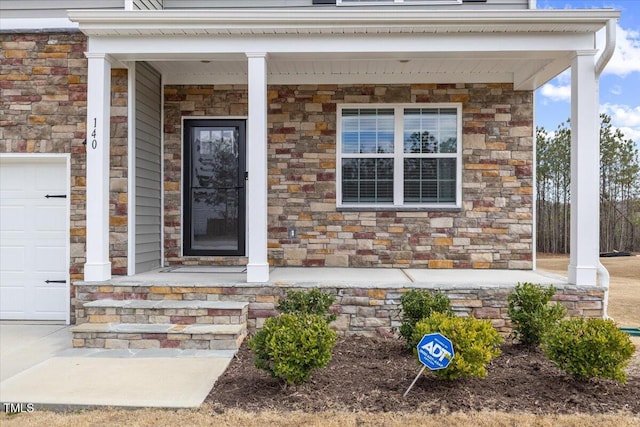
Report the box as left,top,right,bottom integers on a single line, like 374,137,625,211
67,8,621,27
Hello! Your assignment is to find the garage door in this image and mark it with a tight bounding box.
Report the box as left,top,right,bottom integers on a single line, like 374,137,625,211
0,157,69,321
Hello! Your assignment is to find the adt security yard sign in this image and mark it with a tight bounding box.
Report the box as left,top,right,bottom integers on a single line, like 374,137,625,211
403,333,455,397
417,333,454,370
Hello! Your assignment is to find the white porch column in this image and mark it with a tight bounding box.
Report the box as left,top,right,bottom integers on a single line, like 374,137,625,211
84,53,112,281
568,51,599,286
246,52,269,283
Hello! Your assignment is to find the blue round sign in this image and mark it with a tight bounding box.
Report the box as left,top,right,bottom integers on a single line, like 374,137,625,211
417,333,454,370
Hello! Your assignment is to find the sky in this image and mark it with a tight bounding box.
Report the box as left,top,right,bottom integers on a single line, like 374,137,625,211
535,0,640,145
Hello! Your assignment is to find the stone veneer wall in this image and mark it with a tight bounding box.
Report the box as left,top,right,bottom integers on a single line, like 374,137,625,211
74,283,605,336
0,32,129,316
164,83,534,269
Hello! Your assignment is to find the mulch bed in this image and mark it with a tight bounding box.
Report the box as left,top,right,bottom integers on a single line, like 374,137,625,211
207,336,640,414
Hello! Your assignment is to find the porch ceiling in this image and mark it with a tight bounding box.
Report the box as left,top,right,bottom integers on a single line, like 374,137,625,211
151,52,567,89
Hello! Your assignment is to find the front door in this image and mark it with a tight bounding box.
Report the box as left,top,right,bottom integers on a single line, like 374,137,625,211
183,120,246,256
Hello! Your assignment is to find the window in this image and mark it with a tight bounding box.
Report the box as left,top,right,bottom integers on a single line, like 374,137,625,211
337,104,462,209
337,0,462,5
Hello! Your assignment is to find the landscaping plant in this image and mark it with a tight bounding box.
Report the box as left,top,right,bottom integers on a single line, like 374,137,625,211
399,289,453,349
277,288,337,322
507,282,566,346
543,318,635,383
249,313,337,385
413,312,503,380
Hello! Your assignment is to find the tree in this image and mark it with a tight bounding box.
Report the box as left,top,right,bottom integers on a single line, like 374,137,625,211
536,114,640,253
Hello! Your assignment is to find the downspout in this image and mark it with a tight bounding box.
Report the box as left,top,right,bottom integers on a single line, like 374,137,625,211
594,18,616,319
595,19,616,77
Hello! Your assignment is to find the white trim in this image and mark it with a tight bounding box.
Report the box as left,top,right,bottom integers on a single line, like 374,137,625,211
0,18,78,31
160,72,166,268
127,62,137,275
0,153,72,325
337,103,462,210
68,9,619,34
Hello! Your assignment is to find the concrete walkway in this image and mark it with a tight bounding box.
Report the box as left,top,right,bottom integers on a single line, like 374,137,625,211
0,322,233,408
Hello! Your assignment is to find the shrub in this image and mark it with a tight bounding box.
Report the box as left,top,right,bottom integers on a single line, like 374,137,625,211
400,289,453,349
278,288,337,322
413,312,503,380
543,318,635,383
507,282,566,346
249,313,337,385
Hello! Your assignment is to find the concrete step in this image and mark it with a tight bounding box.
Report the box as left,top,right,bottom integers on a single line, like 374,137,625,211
81,299,248,325
71,323,246,351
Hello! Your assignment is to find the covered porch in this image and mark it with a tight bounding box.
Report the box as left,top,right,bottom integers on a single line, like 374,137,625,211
69,8,619,287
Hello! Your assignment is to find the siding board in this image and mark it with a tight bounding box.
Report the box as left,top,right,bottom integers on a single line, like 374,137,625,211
134,62,162,274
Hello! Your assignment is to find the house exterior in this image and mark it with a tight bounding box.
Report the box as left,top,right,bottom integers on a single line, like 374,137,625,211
1,1,618,338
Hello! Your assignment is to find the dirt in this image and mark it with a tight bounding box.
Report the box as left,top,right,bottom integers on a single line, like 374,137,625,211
536,254,640,327
207,336,640,415
208,256,640,416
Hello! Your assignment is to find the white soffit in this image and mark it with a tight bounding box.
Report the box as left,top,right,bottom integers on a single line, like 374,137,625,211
154,56,561,88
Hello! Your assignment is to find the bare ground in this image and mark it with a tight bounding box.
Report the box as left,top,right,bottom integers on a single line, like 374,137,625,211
205,336,639,415
536,254,640,327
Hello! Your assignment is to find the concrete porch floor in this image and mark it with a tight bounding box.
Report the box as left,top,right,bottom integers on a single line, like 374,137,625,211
104,266,570,288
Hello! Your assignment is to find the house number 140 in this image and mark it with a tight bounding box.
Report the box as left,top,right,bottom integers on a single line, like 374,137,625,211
91,117,97,149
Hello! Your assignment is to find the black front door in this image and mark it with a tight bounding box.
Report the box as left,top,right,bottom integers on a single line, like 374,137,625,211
183,119,246,256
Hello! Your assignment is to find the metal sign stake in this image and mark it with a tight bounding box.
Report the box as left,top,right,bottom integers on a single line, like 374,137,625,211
403,365,426,397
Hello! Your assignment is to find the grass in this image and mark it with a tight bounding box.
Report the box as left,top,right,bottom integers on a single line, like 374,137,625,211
2,407,639,427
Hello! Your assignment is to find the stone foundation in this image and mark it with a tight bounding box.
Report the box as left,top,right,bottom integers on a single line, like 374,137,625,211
76,283,605,337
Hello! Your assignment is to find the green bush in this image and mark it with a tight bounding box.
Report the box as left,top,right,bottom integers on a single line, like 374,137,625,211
413,312,503,380
277,288,337,322
400,289,453,349
507,282,566,346
249,313,337,385
543,318,635,383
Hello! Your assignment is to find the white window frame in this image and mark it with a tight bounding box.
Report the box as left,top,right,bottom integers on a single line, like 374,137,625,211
337,0,462,6
336,103,462,209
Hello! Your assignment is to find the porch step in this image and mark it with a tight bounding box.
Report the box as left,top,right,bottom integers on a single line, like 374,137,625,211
82,299,248,326
71,322,246,351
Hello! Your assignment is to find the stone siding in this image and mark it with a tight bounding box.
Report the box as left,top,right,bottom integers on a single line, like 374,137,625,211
164,83,534,269
75,283,605,337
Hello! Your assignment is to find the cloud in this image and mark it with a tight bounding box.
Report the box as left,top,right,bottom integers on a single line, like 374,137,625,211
610,85,622,95
540,82,571,102
599,24,640,77
600,103,640,142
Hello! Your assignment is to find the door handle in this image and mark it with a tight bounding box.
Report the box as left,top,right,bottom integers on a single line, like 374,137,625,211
45,194,67,199
45,280,67,284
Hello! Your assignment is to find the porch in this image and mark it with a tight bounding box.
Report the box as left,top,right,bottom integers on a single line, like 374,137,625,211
68,8,620,287
72,267,605,349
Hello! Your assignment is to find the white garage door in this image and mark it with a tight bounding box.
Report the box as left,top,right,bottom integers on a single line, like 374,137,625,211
1,157,69,321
